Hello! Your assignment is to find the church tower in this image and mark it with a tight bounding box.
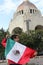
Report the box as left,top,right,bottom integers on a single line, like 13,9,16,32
8,0,43,34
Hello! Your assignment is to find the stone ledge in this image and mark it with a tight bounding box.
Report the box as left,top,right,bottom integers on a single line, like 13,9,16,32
0,60,7,63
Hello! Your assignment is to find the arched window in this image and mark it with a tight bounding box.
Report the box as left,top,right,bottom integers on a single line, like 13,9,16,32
35,25,43,30
30,9,32,13
12,27,23,34
22,10,23,14
33,9,34,13
18,10,23,15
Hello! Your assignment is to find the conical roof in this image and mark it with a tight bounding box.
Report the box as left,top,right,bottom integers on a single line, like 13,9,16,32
17,0,37,11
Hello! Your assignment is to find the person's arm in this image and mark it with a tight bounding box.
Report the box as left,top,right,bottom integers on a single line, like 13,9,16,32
1,38,6,48
33,51,37,57
1,34,9,48
29,48,37,58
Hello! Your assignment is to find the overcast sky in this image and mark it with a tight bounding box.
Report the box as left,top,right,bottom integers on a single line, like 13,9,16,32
0,0,43,30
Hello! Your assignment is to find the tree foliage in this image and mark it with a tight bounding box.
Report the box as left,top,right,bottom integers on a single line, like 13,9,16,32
0,28,10,59
19,30,43,50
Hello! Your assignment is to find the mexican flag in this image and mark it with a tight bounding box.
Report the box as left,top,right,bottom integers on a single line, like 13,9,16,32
5,38,36,64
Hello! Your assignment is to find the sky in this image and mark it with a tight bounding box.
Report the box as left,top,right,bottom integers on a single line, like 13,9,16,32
0,0,43,31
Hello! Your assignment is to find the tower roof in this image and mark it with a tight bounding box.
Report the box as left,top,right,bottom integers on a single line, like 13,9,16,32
24,0,29,1
17,0,37,11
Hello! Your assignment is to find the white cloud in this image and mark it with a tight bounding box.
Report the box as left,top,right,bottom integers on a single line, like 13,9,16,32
0,0,16,14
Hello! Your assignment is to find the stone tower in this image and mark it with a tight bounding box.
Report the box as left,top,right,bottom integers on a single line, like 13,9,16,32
8,0,43,34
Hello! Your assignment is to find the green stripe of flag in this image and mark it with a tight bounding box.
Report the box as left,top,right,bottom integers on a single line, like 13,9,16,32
5,38,15,57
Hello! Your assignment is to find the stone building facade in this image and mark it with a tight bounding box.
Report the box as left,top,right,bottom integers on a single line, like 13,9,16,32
8,0,43,34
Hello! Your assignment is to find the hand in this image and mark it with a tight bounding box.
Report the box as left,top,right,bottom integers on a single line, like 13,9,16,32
6,34,9,38
34,51,37,56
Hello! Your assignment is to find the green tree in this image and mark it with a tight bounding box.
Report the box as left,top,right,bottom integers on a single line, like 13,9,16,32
19,30,43,50
19,32,34,49
0,28,10,59
0,28,6,59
